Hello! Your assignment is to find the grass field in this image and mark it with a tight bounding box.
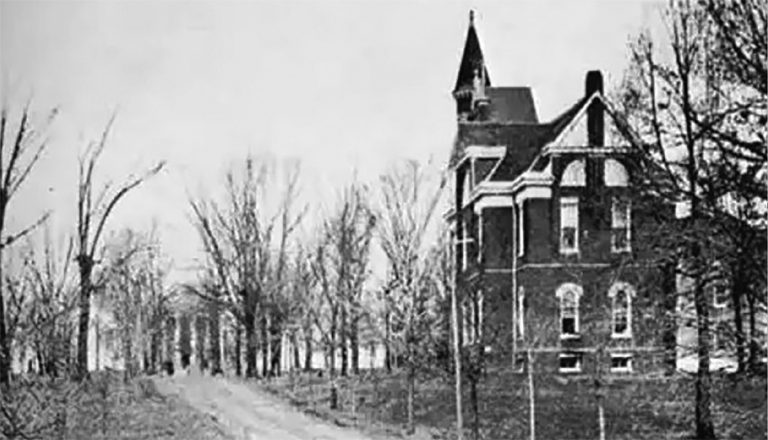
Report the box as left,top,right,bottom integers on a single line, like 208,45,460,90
260,368,767,440
1,372,233,440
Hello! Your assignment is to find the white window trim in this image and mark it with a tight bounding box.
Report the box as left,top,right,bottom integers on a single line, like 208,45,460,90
556,283,583,339
609,353,633,373
517,287,525,340
477,290,484,341
560,197,580,255
608,282,635,339
558,352,583,373
457,220,474,270
611,197,632,253
517,201,525,257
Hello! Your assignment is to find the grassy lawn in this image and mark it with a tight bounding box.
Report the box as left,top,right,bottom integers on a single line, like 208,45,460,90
2,372,233,440
259,368,766,440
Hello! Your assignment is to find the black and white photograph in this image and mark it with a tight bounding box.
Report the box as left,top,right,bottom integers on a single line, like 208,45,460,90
0,1,766,439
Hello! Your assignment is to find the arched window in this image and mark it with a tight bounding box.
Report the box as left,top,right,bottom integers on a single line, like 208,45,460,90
556,283,583,337
608,282,635,338
561,159,586,187
604,158,629,187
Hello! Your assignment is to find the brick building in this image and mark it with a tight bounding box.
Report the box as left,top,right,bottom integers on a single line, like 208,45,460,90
446,13,674,375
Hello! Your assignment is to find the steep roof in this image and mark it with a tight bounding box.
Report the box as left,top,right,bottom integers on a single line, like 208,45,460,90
486,87,538,123
487,95,590,180
449,96,588,173
454,13,490,93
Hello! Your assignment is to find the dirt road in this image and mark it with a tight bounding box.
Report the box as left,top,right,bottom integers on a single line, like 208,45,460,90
154,373,385,440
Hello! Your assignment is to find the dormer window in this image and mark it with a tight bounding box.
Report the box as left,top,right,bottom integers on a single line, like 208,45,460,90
560,197,579,254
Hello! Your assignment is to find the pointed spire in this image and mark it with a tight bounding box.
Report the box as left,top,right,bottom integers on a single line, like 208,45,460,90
454,10,490,93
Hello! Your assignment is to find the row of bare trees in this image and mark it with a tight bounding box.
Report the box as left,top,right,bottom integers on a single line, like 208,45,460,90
0,105,166,387
184,154,451,431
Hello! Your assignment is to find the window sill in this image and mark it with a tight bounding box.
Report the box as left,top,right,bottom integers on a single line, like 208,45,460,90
560,334,581,340
610,367,633,373
611,333,632,339
611,248,632,254
559,367,582,374
560,249,579,256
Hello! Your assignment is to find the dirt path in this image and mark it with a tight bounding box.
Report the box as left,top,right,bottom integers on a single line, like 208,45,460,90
154,373,385,440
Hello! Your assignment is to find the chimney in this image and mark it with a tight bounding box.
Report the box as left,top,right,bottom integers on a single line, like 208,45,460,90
585,70,604,147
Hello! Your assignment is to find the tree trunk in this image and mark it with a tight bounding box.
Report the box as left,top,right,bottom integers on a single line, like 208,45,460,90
304,326,313,372
292,331,301,371
76,256,94,379
662,260,678,375
208,301,221,374
527,348,535,440
150,326,160,374
731,268,746,373
0,220,8,386
384,310,392,373
340,306,348,377
350,315,359,375
244,308,258,378
747,293,759,371
406,353,415,435
195,314,207,373
235,322,242,377
260,315,269,377
165,316,176,369
269,315,282,377
470,375,479,440
329,309,337,377
693,266,716,440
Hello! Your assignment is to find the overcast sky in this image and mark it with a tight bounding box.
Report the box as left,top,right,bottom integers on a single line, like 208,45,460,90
1,0,662,284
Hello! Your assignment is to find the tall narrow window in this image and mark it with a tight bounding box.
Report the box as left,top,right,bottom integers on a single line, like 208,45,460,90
556,283,582,338
477,212,483,263
611,197,631,252
609,282,635,338
462,300,472,345
560,197,579,254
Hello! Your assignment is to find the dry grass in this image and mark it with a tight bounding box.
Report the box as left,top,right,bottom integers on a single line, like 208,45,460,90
1,371,233,440
259,369,766,440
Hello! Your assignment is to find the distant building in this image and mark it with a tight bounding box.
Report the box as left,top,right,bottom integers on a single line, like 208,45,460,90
445,13,676,375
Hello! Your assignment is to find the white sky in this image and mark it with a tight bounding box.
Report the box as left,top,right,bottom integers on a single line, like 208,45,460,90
1,0,663,284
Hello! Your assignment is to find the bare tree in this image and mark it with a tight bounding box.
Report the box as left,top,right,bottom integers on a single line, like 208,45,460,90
188,154,303,378
18,229,77,377
614,1,767,436
74,115,165,379
0,103,57,385
375,159,445,435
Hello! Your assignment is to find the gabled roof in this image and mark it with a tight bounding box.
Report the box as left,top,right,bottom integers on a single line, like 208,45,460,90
454,13,490,93
483,96,588,180
486,87,538,123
